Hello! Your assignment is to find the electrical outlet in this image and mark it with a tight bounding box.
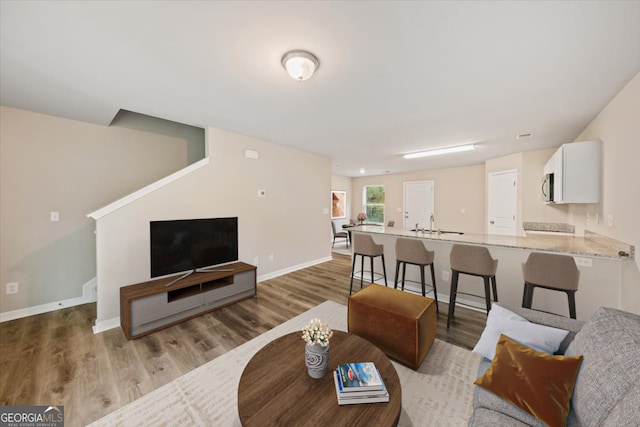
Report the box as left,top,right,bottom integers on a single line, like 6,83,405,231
6,282,18,294
50,211,59,221
607,214,614,227
441,271,450,281
258,189,266,197
269,253,274,262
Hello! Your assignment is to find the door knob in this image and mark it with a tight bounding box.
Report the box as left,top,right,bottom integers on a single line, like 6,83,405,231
490,220,495,224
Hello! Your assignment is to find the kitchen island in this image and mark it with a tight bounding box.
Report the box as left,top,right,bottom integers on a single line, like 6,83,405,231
350,226,634,321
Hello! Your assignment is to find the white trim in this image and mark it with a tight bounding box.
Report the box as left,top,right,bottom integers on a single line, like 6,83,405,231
87,157,210,220
90,255,333,334
93,316,121,334
256,256,332,282
0,277,97,323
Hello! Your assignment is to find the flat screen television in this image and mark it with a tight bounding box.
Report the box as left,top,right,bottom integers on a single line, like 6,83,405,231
150,217,238,279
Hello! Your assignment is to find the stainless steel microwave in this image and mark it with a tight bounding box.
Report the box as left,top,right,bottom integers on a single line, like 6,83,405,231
542,173,554,202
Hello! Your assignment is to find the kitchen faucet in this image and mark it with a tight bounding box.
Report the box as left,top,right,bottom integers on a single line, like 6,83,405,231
429,214,435,233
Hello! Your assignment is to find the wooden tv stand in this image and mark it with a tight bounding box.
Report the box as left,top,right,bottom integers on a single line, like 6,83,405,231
120,261,257,340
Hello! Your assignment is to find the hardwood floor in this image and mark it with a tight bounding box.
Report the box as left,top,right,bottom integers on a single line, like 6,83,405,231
0,253,486,426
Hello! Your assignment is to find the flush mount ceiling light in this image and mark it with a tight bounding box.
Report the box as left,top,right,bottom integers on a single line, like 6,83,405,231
403,144,476,159
281,50,319,81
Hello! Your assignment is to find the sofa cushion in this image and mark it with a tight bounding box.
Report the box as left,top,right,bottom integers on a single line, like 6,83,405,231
565,307,640,427
468,407,536,427
474,334,582,427
472,304,570,360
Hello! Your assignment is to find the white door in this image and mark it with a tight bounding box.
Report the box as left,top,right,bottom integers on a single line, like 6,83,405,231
403,181,434,230
488,170,517,235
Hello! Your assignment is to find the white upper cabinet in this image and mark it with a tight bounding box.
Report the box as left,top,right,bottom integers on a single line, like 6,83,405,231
544,140,601,204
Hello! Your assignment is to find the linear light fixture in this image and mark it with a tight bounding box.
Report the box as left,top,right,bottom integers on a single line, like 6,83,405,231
403,144,475,159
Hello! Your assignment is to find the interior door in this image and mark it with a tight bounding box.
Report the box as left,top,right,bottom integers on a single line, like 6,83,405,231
488,169,517,235
403,181,434,230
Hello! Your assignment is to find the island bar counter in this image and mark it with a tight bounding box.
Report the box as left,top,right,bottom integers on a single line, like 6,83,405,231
351,226,635,322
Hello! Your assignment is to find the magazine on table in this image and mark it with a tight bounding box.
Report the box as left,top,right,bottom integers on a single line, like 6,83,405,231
336,362,384,392
333,369,389,405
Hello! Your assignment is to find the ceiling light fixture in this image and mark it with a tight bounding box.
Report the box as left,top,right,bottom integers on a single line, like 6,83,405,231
281,50,319,81
403,144,476,159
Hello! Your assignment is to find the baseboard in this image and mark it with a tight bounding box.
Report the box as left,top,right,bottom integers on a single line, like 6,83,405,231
0,277,97,323
256,255,333,282
90,256,335,334
93,316,121,334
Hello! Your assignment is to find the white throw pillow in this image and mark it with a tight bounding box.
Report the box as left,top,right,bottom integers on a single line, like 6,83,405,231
472,304,570,360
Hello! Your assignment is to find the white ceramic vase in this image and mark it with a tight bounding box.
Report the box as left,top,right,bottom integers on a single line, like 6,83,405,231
305,343,329,379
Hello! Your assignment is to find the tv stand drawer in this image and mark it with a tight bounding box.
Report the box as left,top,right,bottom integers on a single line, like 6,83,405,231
120,261,257,340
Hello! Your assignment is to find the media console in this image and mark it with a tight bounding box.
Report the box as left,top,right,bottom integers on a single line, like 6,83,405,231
120,261,257,340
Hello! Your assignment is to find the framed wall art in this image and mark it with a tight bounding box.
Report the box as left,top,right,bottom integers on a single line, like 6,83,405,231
331,190,347,219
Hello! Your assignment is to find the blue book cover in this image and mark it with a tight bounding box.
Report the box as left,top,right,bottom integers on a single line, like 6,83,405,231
337,362,384,391
333,370,389,405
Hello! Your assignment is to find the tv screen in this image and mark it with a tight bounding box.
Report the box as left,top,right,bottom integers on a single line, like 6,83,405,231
150,217,238,278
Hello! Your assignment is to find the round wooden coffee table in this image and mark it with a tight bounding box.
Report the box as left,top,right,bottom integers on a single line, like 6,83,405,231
237,330,401,426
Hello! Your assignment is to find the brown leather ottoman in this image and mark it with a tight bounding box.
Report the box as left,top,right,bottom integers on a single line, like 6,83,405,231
348,285,437,370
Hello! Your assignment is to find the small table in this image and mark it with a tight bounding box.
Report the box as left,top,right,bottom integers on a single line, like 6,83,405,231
237,331,402,426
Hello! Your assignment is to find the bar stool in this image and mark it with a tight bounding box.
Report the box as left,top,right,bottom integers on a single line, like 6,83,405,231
394,238,439,313
447,244,498,328
522,252,580,319
349,233,388,295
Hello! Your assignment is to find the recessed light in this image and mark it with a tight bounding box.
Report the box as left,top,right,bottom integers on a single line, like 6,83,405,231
359,168,366,174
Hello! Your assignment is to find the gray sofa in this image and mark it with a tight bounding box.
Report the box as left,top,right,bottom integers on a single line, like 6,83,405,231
468,304,640,427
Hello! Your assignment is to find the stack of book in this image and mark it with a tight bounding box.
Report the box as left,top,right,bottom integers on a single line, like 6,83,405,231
332,362,389,405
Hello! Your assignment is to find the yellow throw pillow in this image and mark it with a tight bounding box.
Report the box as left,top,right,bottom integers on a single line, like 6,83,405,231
474,334,583,427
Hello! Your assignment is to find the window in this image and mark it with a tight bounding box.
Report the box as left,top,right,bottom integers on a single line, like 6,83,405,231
363,185,385,224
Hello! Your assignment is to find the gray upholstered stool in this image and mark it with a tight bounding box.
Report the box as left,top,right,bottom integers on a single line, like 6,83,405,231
522,252,580,319
447,244,498,328
394,238,439,313
349,233,388,295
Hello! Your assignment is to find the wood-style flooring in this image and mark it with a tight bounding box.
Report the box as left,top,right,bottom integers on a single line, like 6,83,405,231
0,252,486,426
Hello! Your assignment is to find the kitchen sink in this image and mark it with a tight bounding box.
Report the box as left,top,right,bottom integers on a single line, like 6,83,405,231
410,229,464,235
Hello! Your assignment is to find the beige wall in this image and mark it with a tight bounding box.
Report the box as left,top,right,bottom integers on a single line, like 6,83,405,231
94,128,332,324
350,165,486,234
570,72,640,313
0,106,192,314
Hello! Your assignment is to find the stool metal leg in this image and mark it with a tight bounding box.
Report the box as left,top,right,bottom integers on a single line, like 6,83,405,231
430,263,439,313
447,270,459,328
420,265,426,297
483,276,492,313
370,256,375,285
401,262,407,290
394,260,401,289
381,254,388,287
491,276,498,302
349,254,358,295
360,254,365,289
567,291,577,319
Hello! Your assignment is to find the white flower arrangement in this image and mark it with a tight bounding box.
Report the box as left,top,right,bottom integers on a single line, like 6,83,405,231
301,318,333,347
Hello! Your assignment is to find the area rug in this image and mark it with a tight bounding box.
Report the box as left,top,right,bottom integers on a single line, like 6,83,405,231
89,300,481,426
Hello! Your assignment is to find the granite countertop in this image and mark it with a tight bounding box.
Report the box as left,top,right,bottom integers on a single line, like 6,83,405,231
352,226,634,260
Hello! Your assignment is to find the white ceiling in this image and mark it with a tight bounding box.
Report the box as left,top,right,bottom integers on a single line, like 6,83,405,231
1,1,639,177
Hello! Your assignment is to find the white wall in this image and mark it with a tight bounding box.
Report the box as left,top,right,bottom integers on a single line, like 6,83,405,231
569,72,640,313
94,127,332,325
0,106,192,315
